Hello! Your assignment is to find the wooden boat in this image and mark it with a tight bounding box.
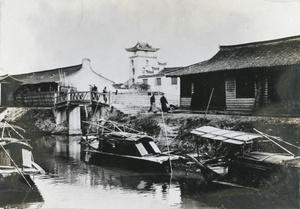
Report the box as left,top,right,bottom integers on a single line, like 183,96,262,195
181,126,300,190
0,122,44,188
81,120,183,173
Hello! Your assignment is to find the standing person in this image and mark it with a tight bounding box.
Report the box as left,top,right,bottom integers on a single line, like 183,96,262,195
92,84,98,100
148,93,157,113
160,93,169,113
103,86,107,103
92,84,98,92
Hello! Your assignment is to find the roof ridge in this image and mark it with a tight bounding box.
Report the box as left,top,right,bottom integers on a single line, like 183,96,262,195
220,34,300,50
11,64,82,76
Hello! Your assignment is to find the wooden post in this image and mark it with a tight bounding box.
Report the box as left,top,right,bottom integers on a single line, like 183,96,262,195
54,93,57,105
90,89,93,105
67,88,71,102
109,91,112,108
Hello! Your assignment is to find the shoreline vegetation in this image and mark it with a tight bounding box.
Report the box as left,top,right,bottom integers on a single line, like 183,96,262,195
1,107,300,155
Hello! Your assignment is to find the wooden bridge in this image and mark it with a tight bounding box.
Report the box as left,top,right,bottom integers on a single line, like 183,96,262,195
54,90,111,109
53,89,111,135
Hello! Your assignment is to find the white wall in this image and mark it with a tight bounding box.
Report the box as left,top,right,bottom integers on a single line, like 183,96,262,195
128,50,159,85
64,59,114,92
138,76,180,106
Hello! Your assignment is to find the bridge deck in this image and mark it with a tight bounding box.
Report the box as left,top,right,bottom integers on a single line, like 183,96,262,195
54,91,110,108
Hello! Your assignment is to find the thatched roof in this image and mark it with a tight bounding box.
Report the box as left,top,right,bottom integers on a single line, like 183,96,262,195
168,35,300,77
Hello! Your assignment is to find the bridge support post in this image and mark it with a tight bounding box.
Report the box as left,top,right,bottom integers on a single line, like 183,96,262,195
55,108,67,126
68,106,82,135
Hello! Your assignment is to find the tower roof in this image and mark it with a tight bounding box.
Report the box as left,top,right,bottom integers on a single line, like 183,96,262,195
125,42,159,52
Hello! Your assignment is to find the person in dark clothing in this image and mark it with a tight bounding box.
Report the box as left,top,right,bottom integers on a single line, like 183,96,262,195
148,93,157,113
103,86,107,103
160,93,169,113
92,85,98,92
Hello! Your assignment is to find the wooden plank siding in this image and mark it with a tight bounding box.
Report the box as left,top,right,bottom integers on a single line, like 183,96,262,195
180,97,191,107
179,75,269,114
225,78,255,113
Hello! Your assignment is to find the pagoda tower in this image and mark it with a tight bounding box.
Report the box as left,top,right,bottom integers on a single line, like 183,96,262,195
125,42,162,86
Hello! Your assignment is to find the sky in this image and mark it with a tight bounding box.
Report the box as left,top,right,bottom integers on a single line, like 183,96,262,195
1,0,300,83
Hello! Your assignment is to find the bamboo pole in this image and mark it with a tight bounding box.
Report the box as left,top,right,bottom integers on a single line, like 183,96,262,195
205,88,214,117
1,122,32,187
161,111,173,175
254,128,295,157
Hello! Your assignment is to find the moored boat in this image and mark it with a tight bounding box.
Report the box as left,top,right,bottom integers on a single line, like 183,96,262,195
181,126,300,190
81,120,184,173
0,122,44,188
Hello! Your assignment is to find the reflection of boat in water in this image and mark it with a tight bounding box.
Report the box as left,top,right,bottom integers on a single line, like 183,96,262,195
0,122,45,189
81,120,183,173
180,126,300,191
0,183,43,208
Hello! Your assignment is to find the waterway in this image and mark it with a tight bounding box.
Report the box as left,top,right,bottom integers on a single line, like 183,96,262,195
1,135,299,209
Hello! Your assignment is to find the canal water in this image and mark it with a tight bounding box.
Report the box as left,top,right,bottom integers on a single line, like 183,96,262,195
1,135,300,209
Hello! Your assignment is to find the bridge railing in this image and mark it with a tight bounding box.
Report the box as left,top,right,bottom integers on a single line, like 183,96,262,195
54,89,110,107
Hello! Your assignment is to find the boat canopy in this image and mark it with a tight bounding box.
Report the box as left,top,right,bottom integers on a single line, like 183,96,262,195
190,126,261,145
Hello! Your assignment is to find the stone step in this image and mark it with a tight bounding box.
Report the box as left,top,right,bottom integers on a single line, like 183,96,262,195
158,123,179,139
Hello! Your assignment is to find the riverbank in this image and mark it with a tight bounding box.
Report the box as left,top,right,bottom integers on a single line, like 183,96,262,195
2,107,299,154
108,111,300,154
0,107,61,136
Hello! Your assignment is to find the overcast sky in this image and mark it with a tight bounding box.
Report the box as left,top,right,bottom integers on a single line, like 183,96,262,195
1,0,300,82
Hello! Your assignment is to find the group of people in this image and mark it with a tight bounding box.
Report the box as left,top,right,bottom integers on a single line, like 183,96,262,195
90,85,170,112
91,85,108,103
148,93,170,113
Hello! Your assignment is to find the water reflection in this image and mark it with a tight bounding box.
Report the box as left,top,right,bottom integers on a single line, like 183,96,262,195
29,135,182,209
2,134,299,209
0,185,43,208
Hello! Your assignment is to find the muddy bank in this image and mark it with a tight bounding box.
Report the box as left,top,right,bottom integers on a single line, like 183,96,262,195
2,107,299,154
0,107,58,136
108,112,300,154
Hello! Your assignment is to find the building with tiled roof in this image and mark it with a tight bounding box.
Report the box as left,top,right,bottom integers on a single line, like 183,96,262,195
125,42,165,87
123,42,181,105
167,35,300,115
4,59,114,107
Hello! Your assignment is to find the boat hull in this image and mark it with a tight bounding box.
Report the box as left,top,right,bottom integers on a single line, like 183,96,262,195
85,150,174,173
0,172,35,190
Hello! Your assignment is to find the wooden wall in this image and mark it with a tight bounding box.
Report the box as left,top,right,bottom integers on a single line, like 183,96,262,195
15,92,56,107
225,78,255,113
180,97,191,107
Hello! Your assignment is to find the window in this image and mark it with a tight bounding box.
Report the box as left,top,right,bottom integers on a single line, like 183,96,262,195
131,60,134,66
143,79,148,84
132,68,135,75
171,77,177,85
146,60,149,67
156,78,161,86
236,75,255,98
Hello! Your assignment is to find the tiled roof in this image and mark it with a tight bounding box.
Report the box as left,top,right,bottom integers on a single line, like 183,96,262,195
12,64,82,85
138,67,182,78
158,61,167,66
168,35,300,77
0,74,23,83
126,42,159,52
